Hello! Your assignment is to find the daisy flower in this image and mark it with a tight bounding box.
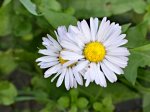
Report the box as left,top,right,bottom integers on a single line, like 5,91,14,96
36,27,83,90
60,17,130,87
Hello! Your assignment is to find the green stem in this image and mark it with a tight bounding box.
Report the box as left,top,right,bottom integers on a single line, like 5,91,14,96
15,96,35,102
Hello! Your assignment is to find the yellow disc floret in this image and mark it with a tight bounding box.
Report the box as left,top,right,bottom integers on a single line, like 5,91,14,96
59,57,67,64
59,56,76,67
83,42,106,62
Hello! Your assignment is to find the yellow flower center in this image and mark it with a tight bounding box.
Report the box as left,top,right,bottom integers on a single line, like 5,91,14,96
83,42,106,62
59,57,67,64
59,56,76,67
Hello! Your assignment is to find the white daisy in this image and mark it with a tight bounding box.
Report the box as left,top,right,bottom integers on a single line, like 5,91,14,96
36,27,83,90
60,17,130,87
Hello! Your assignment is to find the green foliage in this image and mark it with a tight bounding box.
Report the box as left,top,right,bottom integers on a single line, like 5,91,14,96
19,0,38,15
0,50,17,74
57,96,70,108
0,5,11,36
77,97,89,109
124,44,150,84
0,81,17,105
143,94,150,112
93,96,114,112
0,0,150,112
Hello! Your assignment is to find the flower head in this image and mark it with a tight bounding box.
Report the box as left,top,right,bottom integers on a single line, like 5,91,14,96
61,17,130,87
36,27,83,90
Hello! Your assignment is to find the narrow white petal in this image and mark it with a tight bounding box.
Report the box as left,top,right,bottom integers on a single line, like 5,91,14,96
90,17,98,41
57,26,67,42
103,59,124,75
61,41,81,52
98,20,111,42
89,63,96,80
51,70,61,82
56,68,67,87
62,60,77,68
85,78,91,87
44,64,61,78
72,68,83,85
65,69,70,90
40,61,59,69
103,29,121,47
68,68,74,88
61,51,84,60
38,49,58,56
47,34,62,50
74,60,89,71
94,63,107,87
100,63,117,83
107,47,130,56
80,20,91,42
73,78,77,88
36,56,58,62
105,55,128,68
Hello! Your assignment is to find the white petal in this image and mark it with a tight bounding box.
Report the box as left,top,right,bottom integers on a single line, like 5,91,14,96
95,63,107,87
40,61,59,69
90,17,99,41
103,59,124,75
62,60,77,68
105,55,128,68
57,26,67,42
73,78,77,88
47,34,62,50
96,17,107,41
74,60,89,71
98,20,111,42
100,62,117,83
61,51,84,60
103,29,121,47
51,70,61,82
68,68,74,88
65,69,70,90
80,20,91,42
36,56,58,62
44,64,61,78
38,49,58,56
107,47,130,56
85,78,91,87
61,40,81,52
56,68,67,87
72,68,83,85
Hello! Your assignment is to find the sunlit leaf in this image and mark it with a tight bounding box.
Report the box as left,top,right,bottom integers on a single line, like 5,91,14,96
19,0,38,15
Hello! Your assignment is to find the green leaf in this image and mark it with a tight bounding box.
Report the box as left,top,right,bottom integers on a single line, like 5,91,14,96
35,0,61,12
126,22,149,48
0,51,17,74
12,16,32,37
0,81,17,105
2,0,12,7
59,0,146,18
124,44,150,84
143,94,150,112
131,0,146,14
70,89,78,103
93,102,103,111
0,5,11,36
122,23,131,33
19,0,38,15
103,83,140,103
43,10,77,28
57,96,70,108
77,97,89,109
69,105,77,112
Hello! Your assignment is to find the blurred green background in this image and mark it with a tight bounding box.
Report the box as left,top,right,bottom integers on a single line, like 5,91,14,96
0,0,150,112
